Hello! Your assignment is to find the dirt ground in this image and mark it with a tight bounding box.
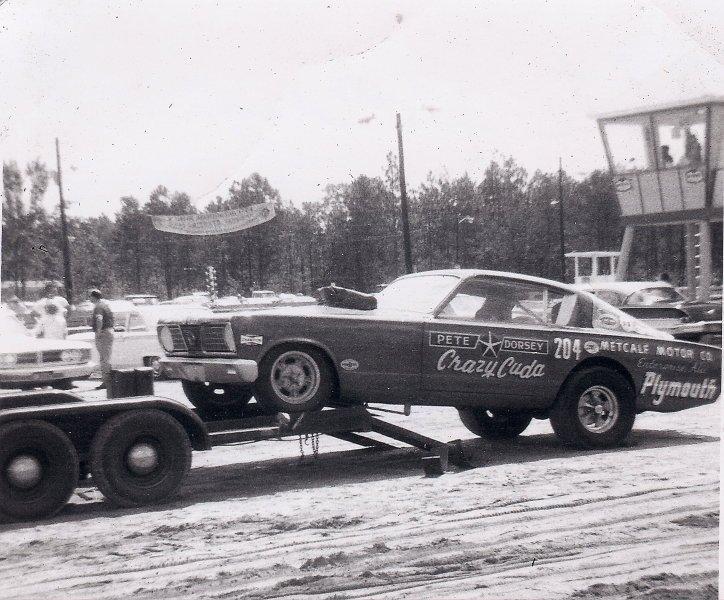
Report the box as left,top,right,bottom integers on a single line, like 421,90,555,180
0,380,719,599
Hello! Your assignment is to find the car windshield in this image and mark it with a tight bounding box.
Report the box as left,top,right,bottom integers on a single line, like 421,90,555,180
376,275,460,313
626,286,684,305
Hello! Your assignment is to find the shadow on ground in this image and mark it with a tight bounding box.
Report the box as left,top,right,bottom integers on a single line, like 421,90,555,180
1,426,717,531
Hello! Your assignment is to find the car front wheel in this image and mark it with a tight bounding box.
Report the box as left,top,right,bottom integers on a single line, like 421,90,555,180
550,367,635,449
458,408,533,439
181,381,253,420
255,345,334,413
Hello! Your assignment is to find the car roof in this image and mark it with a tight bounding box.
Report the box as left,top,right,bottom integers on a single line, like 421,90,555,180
577,281,674,294
393,269,583,293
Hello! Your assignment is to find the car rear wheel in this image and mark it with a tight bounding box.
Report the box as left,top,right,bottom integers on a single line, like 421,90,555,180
458,408,533,439
255,345,334,413
0,420,79,521
90,409,191,507
181,381,253,420
550,367,635,449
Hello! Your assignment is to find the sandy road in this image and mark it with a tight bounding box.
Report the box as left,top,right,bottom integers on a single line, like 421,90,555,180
0,381,719,599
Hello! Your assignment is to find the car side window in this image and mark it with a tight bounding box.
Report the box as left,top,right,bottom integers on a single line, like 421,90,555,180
128,312,147,331
438,279,552,325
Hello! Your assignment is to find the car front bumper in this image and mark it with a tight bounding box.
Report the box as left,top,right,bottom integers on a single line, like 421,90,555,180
0,362,96,386
159,357,259,384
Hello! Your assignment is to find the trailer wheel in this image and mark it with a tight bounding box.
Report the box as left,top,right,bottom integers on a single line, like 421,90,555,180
255,346,334,413
0,420,79,521
457,408,532,439
90,409,191,508
550,367,635,449
181,381,253,420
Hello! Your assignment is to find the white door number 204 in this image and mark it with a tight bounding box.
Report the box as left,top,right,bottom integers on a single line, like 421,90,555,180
553,337,581,360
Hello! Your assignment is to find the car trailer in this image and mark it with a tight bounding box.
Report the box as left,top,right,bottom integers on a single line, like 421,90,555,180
0,384,470,522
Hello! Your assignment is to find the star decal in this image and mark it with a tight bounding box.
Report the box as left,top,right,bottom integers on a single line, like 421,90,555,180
478,331,503,358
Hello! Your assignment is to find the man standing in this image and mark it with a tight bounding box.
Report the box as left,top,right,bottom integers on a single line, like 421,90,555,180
89,289,114,390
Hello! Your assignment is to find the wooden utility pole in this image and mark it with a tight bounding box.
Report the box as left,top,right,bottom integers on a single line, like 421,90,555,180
55,138,74,304
557,157,566,282
396,113,414,274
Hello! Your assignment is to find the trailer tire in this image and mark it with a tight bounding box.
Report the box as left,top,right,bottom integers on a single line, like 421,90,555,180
458,408,533,439
181,381,253,420
550,367,635,448
90,409,191,508
255,345,333,413
0,420,79,521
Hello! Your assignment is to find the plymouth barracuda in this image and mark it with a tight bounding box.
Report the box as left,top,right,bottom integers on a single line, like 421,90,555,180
157,270,721,448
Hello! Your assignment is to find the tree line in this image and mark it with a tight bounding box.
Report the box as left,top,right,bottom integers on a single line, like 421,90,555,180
2,154,708,302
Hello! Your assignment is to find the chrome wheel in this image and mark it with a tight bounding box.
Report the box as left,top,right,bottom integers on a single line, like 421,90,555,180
577,385,619,434
270,350,321,405
6,454,43,490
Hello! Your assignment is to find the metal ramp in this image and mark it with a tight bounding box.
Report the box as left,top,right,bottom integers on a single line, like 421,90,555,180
204,405,471,475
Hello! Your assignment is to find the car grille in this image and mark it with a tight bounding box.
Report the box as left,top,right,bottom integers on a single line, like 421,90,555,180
167,324,233,354
16,352,39,365
42,350,63,363
201,325,231,353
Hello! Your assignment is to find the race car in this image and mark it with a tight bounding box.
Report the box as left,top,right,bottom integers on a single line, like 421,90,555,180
157,269,721,449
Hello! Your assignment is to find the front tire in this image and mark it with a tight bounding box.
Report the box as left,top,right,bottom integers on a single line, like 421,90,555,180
550,367,635,449
181,381,253,420
0,420,79,521
255,345,334,413
90,409,191,508
458,408,533,439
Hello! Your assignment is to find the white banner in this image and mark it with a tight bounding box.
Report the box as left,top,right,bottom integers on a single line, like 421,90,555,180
151,202,276,235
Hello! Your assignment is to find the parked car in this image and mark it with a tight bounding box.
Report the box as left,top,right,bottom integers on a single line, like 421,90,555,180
0,307,95,389
69,301,212,375
157,269,720,447
125,294,160,305
579,280,722,345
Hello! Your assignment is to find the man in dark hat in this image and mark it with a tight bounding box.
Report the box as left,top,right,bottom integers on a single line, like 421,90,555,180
89,289,114,390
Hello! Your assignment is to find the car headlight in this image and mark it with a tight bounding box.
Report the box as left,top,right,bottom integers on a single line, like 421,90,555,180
0,353,18,368
60,349,83,363
223,323,236,351
159,325,174,352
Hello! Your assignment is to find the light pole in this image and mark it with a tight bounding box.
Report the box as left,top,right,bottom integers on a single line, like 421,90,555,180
455,216,474,267
550,157,566,281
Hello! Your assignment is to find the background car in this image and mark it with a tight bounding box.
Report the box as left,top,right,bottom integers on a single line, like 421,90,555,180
0,306,95,389
125,294,160,305
578,280,722,345
69,300,213,375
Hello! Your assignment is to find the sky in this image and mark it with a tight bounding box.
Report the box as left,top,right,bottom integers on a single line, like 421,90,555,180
1,0,723,219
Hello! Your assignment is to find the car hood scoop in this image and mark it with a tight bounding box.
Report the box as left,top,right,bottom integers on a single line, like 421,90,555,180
316,285,377,311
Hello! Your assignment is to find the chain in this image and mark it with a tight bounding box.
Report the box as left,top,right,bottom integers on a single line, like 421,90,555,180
298,433,320,461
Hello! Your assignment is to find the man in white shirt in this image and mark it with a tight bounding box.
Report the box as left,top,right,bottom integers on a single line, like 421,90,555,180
33,282,69,317
34,302,68,340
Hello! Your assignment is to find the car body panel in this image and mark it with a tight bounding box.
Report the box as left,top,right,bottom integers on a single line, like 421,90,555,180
159,270,721,415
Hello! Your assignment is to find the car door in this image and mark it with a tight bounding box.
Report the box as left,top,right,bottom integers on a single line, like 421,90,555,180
421,276,562,410
119,310,160,368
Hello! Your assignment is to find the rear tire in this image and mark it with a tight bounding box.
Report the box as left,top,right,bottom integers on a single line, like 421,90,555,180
458,408,532,439
0,420,79,521
255,345,334,413
550,367,635,449
90,409,191,508
181,381,253,420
